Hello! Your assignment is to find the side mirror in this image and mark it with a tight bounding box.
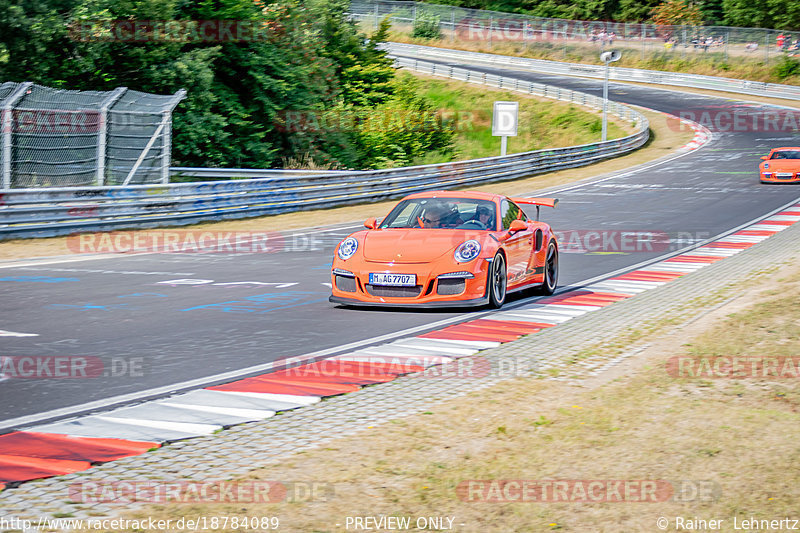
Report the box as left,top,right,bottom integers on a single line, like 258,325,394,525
761,156,768,160
508,219,528,234
364,217,378,230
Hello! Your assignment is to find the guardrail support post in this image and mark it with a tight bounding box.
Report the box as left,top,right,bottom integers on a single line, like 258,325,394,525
1,82,32,190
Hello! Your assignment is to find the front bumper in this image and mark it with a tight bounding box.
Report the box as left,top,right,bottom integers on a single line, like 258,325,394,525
330,258,492,307
761,172,800,183
329,294,490,308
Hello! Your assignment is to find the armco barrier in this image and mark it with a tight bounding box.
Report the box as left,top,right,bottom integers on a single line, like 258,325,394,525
386,42,800,101
0,58,648,240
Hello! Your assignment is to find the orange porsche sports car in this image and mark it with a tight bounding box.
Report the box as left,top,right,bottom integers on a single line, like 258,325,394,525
329,191,559,308
760,147,800,183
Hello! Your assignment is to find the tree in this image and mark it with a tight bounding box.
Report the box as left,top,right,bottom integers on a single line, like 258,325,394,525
651,0,704,26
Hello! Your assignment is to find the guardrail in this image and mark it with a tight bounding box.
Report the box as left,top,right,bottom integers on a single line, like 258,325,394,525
0,58,648,240
387,42,800,101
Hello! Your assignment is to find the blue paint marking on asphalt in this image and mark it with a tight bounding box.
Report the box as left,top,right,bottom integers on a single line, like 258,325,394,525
117,293,169,298
47,303,133,311
0,276,79,283
180,291,328,314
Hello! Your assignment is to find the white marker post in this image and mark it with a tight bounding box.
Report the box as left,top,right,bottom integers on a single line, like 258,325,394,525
599,50,621,142
492,101,519,156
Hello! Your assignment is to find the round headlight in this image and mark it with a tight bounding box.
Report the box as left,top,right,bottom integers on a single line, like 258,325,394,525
454,239,481,262
337,237,358,260
764,163,769,169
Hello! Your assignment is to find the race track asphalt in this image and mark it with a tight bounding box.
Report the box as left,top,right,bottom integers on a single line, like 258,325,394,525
2,55,799,430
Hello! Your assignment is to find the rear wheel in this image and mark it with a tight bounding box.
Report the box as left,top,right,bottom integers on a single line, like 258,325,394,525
488,253,507,308
537,241,558,295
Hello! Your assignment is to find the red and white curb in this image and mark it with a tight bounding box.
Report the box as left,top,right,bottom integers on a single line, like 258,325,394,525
2,204,799,490
669,113,712,151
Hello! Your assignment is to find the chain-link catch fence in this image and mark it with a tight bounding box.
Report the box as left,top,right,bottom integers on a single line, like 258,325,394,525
0,82,185,189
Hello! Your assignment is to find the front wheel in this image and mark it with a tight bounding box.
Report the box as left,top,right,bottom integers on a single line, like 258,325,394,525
537,241,558,295
488,253,507,308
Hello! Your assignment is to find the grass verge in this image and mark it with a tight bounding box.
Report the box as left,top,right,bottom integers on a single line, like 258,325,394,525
410,74,628,165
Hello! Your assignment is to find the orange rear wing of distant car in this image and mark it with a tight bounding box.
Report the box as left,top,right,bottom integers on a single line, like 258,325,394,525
511,197,559,220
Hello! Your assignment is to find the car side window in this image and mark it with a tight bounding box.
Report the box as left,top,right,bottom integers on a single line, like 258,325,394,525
500,199,526,230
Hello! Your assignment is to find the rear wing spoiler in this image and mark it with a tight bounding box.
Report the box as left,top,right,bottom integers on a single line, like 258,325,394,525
511,197,559,221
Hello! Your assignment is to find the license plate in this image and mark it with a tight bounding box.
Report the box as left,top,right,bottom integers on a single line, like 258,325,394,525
776,173,794,177
369,273,416,286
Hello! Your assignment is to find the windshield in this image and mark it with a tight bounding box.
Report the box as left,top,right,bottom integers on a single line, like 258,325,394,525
771,150,800,160
379,198,498,230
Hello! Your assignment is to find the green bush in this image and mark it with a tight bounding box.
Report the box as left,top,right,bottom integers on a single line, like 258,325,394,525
412,12,442,40
352,73,455,168
772,56,800,81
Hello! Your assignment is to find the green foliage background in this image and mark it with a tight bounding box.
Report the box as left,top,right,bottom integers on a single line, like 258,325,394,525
0,0,454,170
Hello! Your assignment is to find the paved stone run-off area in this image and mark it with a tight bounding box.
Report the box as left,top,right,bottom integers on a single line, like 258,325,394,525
1,221,799,522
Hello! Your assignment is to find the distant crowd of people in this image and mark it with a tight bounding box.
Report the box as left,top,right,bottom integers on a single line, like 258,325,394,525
568,26,798,56
660,34,724,52
776,33,800,55
588,30,616,46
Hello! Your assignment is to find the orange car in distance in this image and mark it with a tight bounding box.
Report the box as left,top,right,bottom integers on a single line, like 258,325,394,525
760,147,800,183
329,191,559,308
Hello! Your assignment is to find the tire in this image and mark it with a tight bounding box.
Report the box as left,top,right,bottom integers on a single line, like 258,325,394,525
537,241,558,295
488,253,507,308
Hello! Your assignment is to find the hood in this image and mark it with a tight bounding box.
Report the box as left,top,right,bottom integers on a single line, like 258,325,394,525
363,230,487,263
762,160,800,171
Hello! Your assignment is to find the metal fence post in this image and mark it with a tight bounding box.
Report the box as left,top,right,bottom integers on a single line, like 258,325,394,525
161,113,172,184
641,23,646,60
1,82,32,189
96,87,127,186
725,29,729,62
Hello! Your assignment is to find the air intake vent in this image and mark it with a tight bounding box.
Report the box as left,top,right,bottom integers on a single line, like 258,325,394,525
437,279,465,295
365,285,422,297
335,275,357,292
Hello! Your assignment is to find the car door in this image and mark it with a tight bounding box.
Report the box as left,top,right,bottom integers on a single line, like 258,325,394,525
500,199,534,287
